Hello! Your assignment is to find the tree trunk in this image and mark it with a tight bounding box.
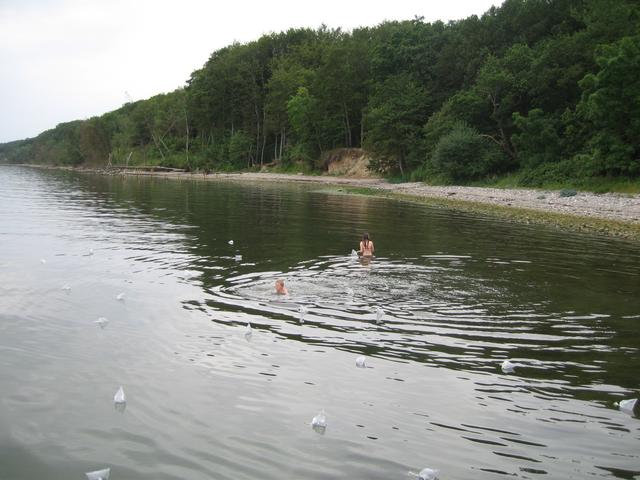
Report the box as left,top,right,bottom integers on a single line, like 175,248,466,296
343,102,352,147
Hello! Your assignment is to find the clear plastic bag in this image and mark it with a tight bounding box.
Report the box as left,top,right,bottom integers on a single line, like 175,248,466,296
85,467,110,480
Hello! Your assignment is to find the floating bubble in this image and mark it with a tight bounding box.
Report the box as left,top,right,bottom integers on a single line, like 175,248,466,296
85,467,110,480
501,360,516,373
95,317,109,329
356,356,366,368
228,240,234,245
619,398,638,416
62,285,71,293
311,409,327,434
409,467,439,480
244,322,252,340
298,305,308,323
375,306,384,324
116,292,125,301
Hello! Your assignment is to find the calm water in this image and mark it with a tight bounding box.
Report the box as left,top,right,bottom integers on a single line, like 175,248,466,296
0,166,639,480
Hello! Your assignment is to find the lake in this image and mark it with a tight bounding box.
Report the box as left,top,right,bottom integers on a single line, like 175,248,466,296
0,166,638,480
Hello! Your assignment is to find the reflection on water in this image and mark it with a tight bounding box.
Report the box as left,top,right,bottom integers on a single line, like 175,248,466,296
0,166,639,480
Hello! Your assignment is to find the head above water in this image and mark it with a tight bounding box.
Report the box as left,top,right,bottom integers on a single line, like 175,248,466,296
362,232,370,246
275,279,288,294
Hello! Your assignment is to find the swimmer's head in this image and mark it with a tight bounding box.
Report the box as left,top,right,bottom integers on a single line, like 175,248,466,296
275,279,287,294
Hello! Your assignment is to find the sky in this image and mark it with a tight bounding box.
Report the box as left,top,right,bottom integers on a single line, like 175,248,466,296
0,0,501,143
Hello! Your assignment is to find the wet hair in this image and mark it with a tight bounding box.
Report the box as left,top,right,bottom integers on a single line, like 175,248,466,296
362,232,370,249
276,279,285,287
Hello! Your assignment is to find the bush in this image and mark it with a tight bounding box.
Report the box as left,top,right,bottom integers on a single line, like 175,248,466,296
429,123,505,181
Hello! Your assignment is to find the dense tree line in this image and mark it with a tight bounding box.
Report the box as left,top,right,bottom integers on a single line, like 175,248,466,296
1,0,638,186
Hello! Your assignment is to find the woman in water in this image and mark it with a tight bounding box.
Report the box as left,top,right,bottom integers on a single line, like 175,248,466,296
359,232,375,257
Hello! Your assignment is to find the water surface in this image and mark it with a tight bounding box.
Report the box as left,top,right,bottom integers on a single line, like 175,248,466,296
1,166,639,479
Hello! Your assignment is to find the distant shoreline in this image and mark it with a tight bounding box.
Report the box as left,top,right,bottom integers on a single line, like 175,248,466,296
10,164,640,241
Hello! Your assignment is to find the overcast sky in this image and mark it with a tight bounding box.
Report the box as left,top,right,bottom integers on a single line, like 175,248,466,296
0,0,500,143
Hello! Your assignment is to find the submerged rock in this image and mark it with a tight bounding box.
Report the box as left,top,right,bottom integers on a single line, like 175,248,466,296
85,468,110,480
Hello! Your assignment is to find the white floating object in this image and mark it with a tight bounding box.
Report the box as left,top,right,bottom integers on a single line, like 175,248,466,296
85,468,110,480
311,409,327,433
409,467,439,480
95,317,109,329
114,386,126,405
298,305,308,323
234,254,242,261
89,248,94,256
501,360,516,373
228,240,234,245
244,322,252,340
356,356,366,368
116,292,125,301
40,259,46,264
62,284,71,293
350,249,358,257
619,398,638,416
375,306,384,324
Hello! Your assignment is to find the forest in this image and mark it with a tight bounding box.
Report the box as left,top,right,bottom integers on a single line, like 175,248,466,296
1,0,638,189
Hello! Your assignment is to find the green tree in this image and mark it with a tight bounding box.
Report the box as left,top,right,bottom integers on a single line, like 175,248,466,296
364,74,430,175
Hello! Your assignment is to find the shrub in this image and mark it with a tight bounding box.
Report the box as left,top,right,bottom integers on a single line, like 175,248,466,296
430,123,505,181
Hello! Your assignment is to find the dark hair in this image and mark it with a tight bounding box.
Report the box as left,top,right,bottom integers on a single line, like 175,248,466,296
362,232,369,249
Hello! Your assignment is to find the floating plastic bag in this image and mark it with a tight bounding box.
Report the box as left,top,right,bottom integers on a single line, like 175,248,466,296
298,305,308,324
375,306,384,324
619,398,638,416
501,360,515,374
350,249,358,257
356,356,366,368
116,292,125,301
311,409,327,434
114,386,126,405
244,322,252,340
95,317,109,329
85,467,110,480
408,467,439,480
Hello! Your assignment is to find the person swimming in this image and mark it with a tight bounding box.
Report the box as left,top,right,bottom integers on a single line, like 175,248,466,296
359,232,374,257
275,279,289,295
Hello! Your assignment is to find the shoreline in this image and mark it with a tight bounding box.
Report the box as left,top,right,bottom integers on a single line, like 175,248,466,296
12,165,640,241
